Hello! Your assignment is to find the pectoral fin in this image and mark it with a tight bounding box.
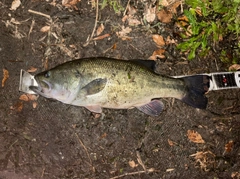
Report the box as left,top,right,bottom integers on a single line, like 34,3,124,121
81,78,107,96
85,105,102,113
136,100,164,116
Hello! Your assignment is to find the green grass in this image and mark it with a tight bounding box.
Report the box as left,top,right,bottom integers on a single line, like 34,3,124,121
100,0,124,14
177,0,240,60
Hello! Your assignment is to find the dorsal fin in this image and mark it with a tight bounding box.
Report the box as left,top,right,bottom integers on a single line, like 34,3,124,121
132,60,156,71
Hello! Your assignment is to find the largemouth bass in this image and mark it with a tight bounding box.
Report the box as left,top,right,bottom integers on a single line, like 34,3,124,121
30,57,209,116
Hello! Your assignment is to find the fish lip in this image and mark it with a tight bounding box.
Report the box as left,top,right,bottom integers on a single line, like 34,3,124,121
29,79,52,94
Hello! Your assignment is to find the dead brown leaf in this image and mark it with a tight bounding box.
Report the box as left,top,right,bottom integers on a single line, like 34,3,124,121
178,15,189,22
166,36,176,45
96,23,104,36
116,26,132,40
229,64,240,71
169,1,181,14
157,9,173,23
127,16,141,26
168,139,174,146
2,69,9,87
187,130,205,144
32,101,38,109
225,140,234,153
62,0,81,9
27,66,37,73
19,94,38,101
10,0,21,11
149,49,165,60
152,34,165,47
159,0,169,6
231,172,240,178
10,101,23,112
27,94,38,101
144,6,156,23
40,25,50,33
129,160,138,168
19,94,29,101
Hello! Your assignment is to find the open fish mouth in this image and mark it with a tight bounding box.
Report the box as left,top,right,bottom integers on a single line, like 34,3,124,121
29,80,52,98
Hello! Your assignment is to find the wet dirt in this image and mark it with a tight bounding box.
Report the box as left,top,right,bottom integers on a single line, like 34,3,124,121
0,1,240,179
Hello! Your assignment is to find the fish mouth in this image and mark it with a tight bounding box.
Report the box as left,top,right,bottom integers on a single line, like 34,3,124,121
29,80,52,98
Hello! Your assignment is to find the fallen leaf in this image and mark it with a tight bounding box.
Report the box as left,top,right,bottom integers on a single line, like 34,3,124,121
2,69,9,87
178,15,189,22
19,94,38,101
122,15,128,22
229,64,240,71
116,26,132,40
93,33,110,41
144,6,156,23
27,94,38,101
127,16,141,26
10,101,23,112
169,1,181,14
168,139,174,146
157,9,173,23
129,160,138,168
187,130,205,143
96,23,104,36
149,49,165,60
32,101,37,108
27,66,37,73
159,0,169,6
152,34,165,47
127,5,137,15
19,94,29,101
100,132,107,139
166,36,177,45
225,140,234,153
62,0,80,9
40,26,50,33
10,0,21,11
231,172,240,178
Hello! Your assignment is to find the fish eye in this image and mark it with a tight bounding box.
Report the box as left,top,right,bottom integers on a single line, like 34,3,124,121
44,71,51,78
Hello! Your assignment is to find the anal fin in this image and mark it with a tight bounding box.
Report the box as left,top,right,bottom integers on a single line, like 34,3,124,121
136,100,164,116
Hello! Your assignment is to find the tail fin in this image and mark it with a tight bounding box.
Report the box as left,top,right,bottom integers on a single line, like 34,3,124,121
181,75,210,109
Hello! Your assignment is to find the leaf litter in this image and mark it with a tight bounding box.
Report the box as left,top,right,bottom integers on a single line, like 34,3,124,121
187,130,205,144
2,69,9,87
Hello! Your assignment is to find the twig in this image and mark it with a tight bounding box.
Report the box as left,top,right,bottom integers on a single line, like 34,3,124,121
123,0,131,16
136,150,146,171
28,9,51,20
83,0,99,47
28,18,35,39
75,133,95,172
110,168,156,179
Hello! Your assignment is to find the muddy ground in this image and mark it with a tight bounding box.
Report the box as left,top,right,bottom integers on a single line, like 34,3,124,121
0,1,240,179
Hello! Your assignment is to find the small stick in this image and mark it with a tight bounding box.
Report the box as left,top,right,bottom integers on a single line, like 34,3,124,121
110,168,156,179
123,0,131,16
83,0,99,46
75,133,95,172
28,9,51,19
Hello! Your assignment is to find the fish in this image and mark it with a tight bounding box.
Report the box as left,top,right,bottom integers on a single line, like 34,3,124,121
29,57,210,116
